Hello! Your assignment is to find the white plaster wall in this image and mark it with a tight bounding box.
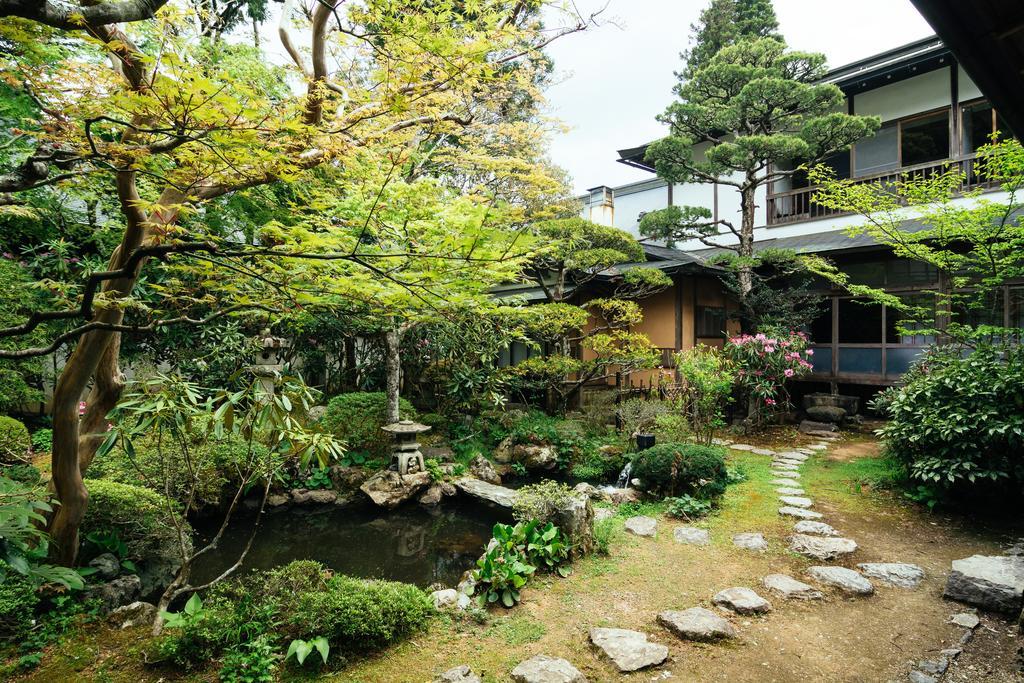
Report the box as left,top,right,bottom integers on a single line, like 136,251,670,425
854,67,951,121
613,181,668,236
958,66,983,103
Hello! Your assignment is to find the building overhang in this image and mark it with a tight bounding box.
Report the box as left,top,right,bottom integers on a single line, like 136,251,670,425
910,0,1024,139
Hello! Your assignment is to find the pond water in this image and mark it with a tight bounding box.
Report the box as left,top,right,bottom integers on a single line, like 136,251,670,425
191,499,510,589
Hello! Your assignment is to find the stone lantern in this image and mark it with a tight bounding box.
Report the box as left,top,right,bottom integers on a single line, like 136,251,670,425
381,419,431,476
252,328,290,402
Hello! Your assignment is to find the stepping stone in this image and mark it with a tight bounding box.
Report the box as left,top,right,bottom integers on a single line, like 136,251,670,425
794,520,839,536
909,671,938,683
779,506,822,520
776,487,805,496
511,655,587,683
770,478,801,487
808,444,828,451
807,566,874,595
712,587,772,615
943,554,1024,613
789,534,857,560
712,438,733,446
779,495,813,508
857,562,925,588
674,526,710,546
589,627,668,672
762,573,824,600
729,444,756,451
796,448,814,455
776,451,808,460
624,516,657,538
751,447,775,456
436,665,481,683
732,532,768,552
773,459,803,467
594,508,615,522
949,613,980,629
658,607,737,642
772,463,800,472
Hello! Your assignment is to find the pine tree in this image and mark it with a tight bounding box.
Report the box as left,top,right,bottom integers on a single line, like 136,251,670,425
682,0,783,78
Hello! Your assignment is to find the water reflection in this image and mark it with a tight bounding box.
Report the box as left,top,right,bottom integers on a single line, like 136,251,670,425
191,499,509,588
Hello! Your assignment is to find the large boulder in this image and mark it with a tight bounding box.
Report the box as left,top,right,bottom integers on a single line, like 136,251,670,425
455,477,517,508
107,601,156,629
550,493,595,558
85,575,142,615
857,562,925,589
360,470,431,509
469,455,502,485
89,553,120,580
328,464,370,491
588,627,668,672
513,444,558,471
492,437,514,464
944,555,1024,613
788,534,858,561
806,405,847,424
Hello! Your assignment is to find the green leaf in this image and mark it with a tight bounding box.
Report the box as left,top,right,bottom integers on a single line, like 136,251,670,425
183,593,202,615
311,636,330,664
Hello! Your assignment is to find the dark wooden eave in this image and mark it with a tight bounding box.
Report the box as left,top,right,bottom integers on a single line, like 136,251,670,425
910,0,1024,139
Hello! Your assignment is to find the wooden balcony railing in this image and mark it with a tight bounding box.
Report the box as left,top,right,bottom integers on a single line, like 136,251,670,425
766,154,996,226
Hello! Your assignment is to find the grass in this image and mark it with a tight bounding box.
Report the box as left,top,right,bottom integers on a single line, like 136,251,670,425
488,617,547,645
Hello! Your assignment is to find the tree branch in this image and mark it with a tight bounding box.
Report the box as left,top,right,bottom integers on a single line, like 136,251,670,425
0,0,170,30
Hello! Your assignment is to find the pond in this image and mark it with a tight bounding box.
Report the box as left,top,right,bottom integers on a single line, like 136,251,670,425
191,498,511,589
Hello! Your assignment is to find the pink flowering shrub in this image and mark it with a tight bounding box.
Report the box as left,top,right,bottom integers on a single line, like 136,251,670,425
723,330,813,424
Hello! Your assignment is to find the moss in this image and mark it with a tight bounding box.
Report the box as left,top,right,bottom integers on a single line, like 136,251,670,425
0,415,30,464
81,479,187,562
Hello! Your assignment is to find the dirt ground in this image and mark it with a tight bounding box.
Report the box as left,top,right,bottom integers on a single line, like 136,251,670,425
18,432,1024,683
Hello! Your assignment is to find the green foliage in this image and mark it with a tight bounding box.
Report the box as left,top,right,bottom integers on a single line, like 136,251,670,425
3,464,40,485
683,0,782,78
512,480,576,524
723,329,812,424
653,413,690,444
0,259,47,415
285,636,329,668
30,428,52,453
665,494,713,520
673,345,735,444
322,392,416,459
6,593,98,672
711,249,824,332
592,516,618,556
631,443,729,498
424,458,445,483
0,574,38,643
0,416,30,464
219,635,277,683
472,520,569,608
873,343,1024,504
616,398,669,442
0,475,83,589
80,479,186,563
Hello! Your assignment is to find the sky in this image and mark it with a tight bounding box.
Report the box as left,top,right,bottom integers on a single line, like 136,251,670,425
544,0,936,194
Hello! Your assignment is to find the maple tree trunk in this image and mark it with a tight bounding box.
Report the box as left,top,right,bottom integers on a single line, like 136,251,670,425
737,183,757,333
383,326,402,423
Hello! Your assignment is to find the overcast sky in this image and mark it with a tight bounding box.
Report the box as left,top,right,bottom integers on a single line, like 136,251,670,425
545,0,936,194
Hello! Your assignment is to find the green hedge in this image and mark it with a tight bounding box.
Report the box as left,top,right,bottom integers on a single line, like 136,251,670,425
321,392,415,459
0,416,30,464
81,479,187,562
631,442,728,498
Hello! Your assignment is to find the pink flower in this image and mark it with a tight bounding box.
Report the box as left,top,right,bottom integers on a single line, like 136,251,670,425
764,346,776,354
764,398,776,406
784,368,795,377
805,349,814,356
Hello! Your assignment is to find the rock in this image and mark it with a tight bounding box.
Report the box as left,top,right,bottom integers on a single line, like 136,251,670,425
435,665,481,683
84,575,142,615
776,487,805,496
808,443,828,451
573,482,602,500
712,587,772,615
602,487,640,505
266,493,290,507
908,670,937,683
674,527,710,546
440,481,457,497
304,489,338,505
779,495,813,508
307,405,328,421
807,566,874,595
515,444,558,471
793,520,838,536
658,607,737,642
944,554,1024,613
594,508,615,522
751,447,775,456
940,647,963,658
950,612,980,629
799,420,838,434
419,484,444,507
492,437,514,464
779,506,822,520
430,589,459,610
360,470,432,509
589,627,668,672
455,477,517,508
469,455,502,485
624,516,657,537
547,494,595,558
732,532,768,552
763,574,824,600
806,405,846,424
89,553,120,580
510,654,588,683
770,478,801,487
856,562,925,588
776,451,809,461
328,464,370,491
107,601,156,629
802,392,859,415
729,444,756,451
789,534,857,560
598,444,625,458
918,658,949,675
773,458,804,467
771,463,800,472
422,445,456,462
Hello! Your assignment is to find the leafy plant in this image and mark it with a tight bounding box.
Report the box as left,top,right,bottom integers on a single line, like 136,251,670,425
219,635,277,683
472,525,536,608
30,428,52,453
592,516,618,556
0,416,30,464
303,467,332,490
285,636,329,666
665,495,713,520
673,345,735,444
510,462,527,476
523,521,570,577
424,458,445,482
161,593,206,630
616,398,669,444
321,392,416,459
630,443,729,498
723,329,813,425
0,475,83,589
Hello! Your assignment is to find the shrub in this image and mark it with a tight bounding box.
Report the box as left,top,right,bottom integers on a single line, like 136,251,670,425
630,443,728,498
723,329,813,425
321,392,416,459
4,464,40,485
81,479,187,562
287,575,433,652
512,480,576,524
673,345,735,444
665,494,713,519
0,574,38,643
0,416,30,464
218,635,276,683
30,428,52,453
874,343,1024,504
